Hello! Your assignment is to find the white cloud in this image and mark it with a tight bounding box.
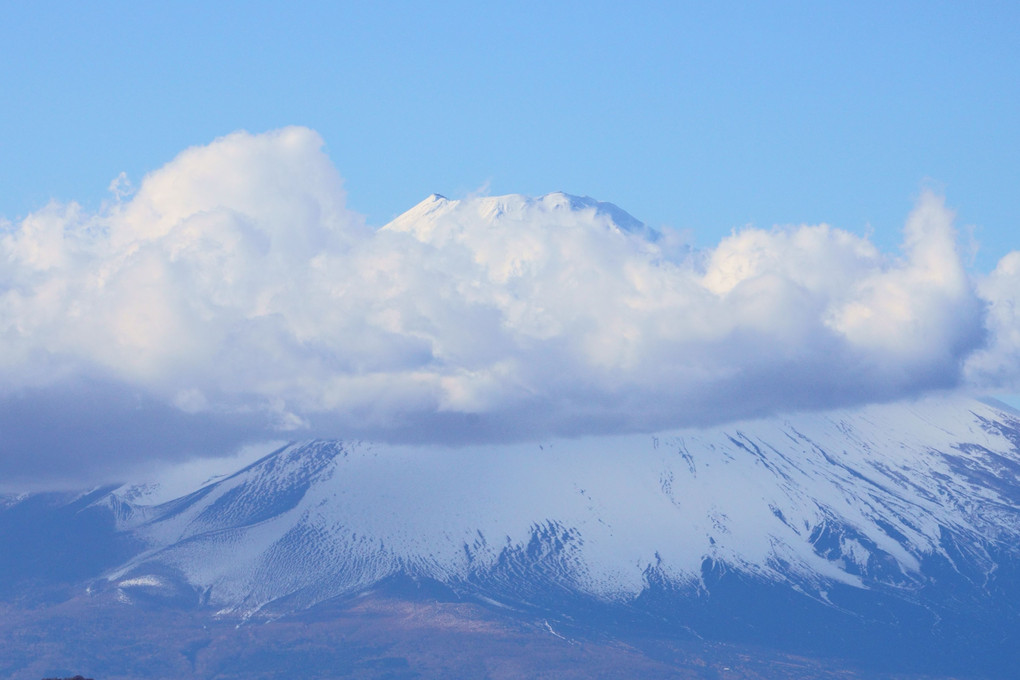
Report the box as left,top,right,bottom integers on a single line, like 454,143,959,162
965,251,1020,389
0,126,1014,482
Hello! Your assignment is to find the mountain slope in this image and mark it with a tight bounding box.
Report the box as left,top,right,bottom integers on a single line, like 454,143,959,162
84,396,1020,671
108,395,1019,599
4,394,1020,676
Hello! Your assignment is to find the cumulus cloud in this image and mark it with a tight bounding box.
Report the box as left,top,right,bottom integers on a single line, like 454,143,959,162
965,251,1020,389
0,126,1013,485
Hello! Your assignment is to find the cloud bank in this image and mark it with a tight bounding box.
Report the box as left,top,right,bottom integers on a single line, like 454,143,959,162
1,127,1016,484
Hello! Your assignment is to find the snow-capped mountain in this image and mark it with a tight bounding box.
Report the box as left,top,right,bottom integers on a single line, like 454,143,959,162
107,395,1020,607
52,395,1007,669
4,395,1020,676
381,191,658,243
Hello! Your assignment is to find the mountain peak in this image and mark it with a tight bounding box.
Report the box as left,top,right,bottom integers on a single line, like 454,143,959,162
381,191,654,242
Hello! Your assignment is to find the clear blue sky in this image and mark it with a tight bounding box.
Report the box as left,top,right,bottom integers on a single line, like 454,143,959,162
2,1,1018,270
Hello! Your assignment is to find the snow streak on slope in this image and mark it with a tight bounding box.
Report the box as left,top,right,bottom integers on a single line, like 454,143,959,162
106,396,1020,617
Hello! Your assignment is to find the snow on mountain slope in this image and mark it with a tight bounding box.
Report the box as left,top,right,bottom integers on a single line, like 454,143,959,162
103,395,1020,618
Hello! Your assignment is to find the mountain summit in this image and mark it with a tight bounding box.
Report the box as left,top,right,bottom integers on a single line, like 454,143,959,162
382,191,658,242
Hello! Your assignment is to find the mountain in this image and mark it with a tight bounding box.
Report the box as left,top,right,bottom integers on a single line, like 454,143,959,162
3,395,1020,678
381,192,658,242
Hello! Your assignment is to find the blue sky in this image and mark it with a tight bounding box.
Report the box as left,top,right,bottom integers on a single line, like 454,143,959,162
2,2,1020,485
2,2,1018,268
